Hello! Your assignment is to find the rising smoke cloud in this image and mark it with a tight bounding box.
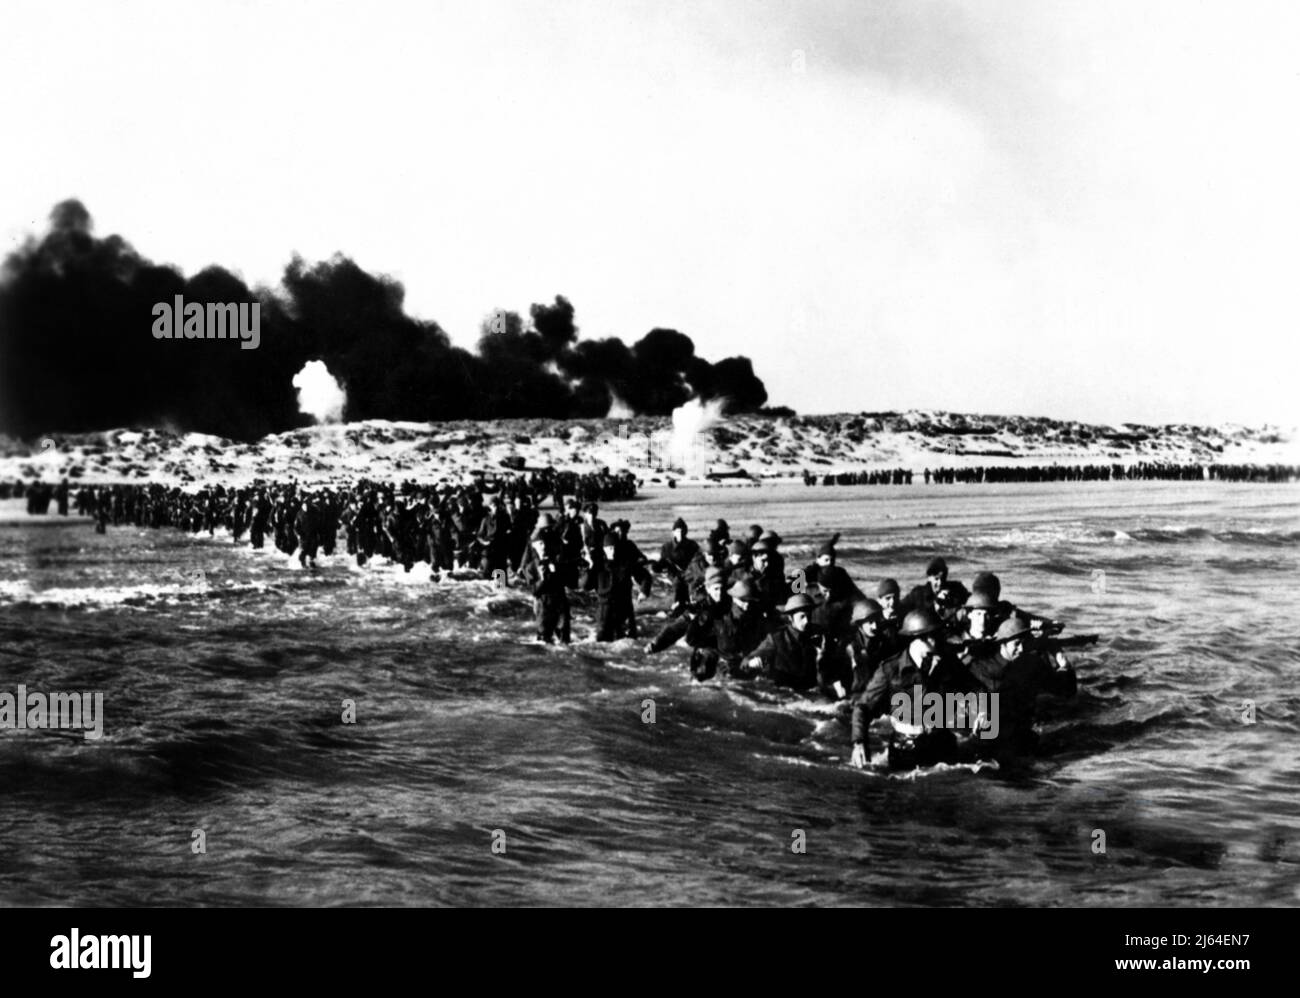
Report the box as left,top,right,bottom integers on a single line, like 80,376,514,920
669,397,728,475
0,201,769,440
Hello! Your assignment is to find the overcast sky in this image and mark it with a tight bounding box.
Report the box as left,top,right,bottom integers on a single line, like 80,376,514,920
3,0,1297,427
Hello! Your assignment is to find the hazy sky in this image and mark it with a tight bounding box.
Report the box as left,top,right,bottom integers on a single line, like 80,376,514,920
3,0,1297,427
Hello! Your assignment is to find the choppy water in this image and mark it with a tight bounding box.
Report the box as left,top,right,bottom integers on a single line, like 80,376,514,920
1,481,1298,907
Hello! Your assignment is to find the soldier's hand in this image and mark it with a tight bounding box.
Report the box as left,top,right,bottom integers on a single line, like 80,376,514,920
850,743,867,769
1054,651,1070,670
831,680,846,700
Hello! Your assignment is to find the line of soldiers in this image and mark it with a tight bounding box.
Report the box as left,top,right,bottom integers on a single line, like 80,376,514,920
4,466,637,505
40,473,1090,767
799,462,1300,486
57,477,633,577
639,536,1090,769
804,469,913,486
14,479,70,515
921,463,1297,484
515,501,654,643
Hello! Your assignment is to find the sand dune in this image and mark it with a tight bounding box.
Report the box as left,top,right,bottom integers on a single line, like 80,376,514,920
1,411,1295,487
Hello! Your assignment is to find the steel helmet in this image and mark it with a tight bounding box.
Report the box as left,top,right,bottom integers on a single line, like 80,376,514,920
900,608,944,638
850,598,883,624
994,614,1033,643
781,593,818,615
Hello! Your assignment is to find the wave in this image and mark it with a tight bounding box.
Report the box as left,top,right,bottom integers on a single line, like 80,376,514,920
1128,526,1300,546
821,523,1300,562
0,575,347,610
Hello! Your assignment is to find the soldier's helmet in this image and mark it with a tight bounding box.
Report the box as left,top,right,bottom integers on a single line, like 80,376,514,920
994,614,1033,643
850,598,883,624
971,571,1001,599
966,590,999,611
780,593,817,615
728,579,757,602
899,608,944,638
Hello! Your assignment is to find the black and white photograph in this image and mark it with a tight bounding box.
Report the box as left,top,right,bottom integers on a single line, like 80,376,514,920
0,0,1296,954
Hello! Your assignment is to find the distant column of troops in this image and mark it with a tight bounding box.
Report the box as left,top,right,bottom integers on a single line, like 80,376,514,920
805,461,1300,486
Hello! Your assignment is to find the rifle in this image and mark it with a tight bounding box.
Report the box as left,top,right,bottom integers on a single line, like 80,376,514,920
950,630,1099,653
1033,633,1100,652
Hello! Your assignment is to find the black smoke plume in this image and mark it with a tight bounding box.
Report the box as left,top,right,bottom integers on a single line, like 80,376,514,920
0,202,768,440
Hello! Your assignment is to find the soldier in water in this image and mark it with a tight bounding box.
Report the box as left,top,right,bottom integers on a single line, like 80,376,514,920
582,532,654,642
850,608,983,770
652,518,700,615
517,531,571,644
965,614,1078,760
684,575,769,681
735,594,835,696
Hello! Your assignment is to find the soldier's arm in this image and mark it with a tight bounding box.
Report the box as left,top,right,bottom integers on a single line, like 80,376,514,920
1040,652,1078,698
736,633,775,678
813,632,845,697
860,664,894,728
850,698,871,749
849,670,890,766
633,560,654,594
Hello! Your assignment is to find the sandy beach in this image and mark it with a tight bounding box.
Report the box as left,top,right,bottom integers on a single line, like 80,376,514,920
2,410,1295,488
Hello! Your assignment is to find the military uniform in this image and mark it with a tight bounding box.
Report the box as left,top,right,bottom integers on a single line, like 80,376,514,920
844,630,895,697
294,503,321,565
685,597,769,679
518,546,571,643
581,547,654,642
476,504,512,576
740,623,830,693
851,645,983,765
967,646,1077,756
657,535,701,612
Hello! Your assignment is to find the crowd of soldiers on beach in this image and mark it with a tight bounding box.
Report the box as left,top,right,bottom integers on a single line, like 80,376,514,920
8,470,1117,770
810,461,1300,486
523,512,1089,769
4,467,635,522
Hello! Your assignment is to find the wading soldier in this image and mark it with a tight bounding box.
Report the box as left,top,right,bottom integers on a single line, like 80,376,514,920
654,517,700,615
518,533,571,644
736,593,833,695
843,598,892,696
684,576,770,681
583,532,654,642
901,556,954,616
966,614,1077,758
803,534,840,590
850,608,982,769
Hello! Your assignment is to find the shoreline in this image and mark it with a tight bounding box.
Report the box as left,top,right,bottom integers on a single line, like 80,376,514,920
1,410,1295,488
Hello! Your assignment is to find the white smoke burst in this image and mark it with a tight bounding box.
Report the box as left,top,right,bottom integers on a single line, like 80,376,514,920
669,397,728,474
606,393,635,419
292,360,347,424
